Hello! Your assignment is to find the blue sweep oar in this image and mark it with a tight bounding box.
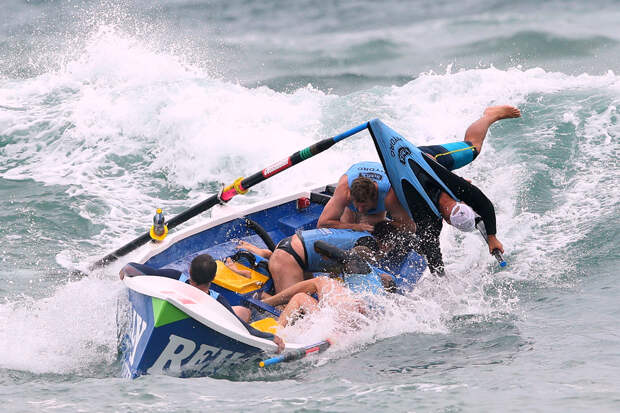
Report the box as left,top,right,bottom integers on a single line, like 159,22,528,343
259,339,332,367
491,250,507,267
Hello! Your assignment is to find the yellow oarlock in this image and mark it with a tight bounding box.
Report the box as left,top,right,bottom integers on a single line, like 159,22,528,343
150,208,169,241
149,224,168,241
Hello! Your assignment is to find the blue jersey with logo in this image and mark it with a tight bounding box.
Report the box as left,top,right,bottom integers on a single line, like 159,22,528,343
343,266,387,295
298,228,372,272
346,161,391,214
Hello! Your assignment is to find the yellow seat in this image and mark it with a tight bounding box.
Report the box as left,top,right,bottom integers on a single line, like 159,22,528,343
250,317,279,334
212,260,269,294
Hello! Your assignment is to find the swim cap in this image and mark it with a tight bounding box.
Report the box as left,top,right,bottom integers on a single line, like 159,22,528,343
449,203,476,232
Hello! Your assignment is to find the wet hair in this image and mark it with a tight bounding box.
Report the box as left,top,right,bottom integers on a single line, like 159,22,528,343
189,254,218,285
344,246,374,273
350,176,377,203
349,245,378,267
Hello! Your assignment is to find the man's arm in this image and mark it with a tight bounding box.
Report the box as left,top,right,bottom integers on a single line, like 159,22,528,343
224,258,252,278
236,240,272,258
428,161,504,255
317,176,373,231
448,176,504,254
486,234,504,254
384,189,416,232
459,183,496,235
428,162,497,235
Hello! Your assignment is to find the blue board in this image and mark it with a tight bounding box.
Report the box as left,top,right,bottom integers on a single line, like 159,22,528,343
367,119,459,218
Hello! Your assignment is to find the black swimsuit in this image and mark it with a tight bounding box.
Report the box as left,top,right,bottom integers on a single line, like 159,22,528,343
276,236,306,269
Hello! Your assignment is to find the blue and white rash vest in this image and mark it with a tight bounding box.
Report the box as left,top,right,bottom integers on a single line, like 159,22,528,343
343,265,386,295
298,228,373,272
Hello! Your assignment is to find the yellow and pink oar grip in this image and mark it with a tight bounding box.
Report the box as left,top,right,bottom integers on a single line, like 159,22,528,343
218,177,248,202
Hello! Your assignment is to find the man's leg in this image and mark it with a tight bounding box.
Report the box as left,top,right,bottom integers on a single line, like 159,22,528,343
464,105,521,154
420,105,521,170
263,278,320,307
232,306,251,322
277,292,319,326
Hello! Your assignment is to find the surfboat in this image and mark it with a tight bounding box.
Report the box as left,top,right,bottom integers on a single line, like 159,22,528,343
119,184,427,378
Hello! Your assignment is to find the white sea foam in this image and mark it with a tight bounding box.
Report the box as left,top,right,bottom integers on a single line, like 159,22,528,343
1,25,619,373
0,278,122,374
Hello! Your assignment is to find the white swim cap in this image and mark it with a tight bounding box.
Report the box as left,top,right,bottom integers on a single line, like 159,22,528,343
449,202,476,232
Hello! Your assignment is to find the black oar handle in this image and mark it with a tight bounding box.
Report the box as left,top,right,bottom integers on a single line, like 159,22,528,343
475,218,507,268
89,123,369,271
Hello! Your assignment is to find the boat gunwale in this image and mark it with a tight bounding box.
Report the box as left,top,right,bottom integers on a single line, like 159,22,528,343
137,184,328,265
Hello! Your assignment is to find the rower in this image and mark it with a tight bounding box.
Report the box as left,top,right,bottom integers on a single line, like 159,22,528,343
119,254,284,352
234,221,405,293
320,105,520,274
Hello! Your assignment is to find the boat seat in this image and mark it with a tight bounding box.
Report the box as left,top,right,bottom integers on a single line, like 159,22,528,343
309,183,336,205
325,184,336,195
277,214,319,235
212,260,269,294
250,317,279,334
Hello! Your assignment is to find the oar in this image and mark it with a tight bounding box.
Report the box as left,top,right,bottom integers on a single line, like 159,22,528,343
475,218,507,267
88,123,369,271
491,250,506,267
259,339,332,367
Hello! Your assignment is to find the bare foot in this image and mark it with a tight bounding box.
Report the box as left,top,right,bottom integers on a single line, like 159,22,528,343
237,240,259,253
483,105,521,122
464,105,521,154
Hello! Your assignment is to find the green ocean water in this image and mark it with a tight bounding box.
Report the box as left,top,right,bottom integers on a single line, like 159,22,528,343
1,0,619,411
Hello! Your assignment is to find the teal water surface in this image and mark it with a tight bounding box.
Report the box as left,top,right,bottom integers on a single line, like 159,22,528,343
1,0,619,412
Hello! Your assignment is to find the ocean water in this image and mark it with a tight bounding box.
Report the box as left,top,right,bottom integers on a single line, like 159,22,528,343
1,0,619,411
